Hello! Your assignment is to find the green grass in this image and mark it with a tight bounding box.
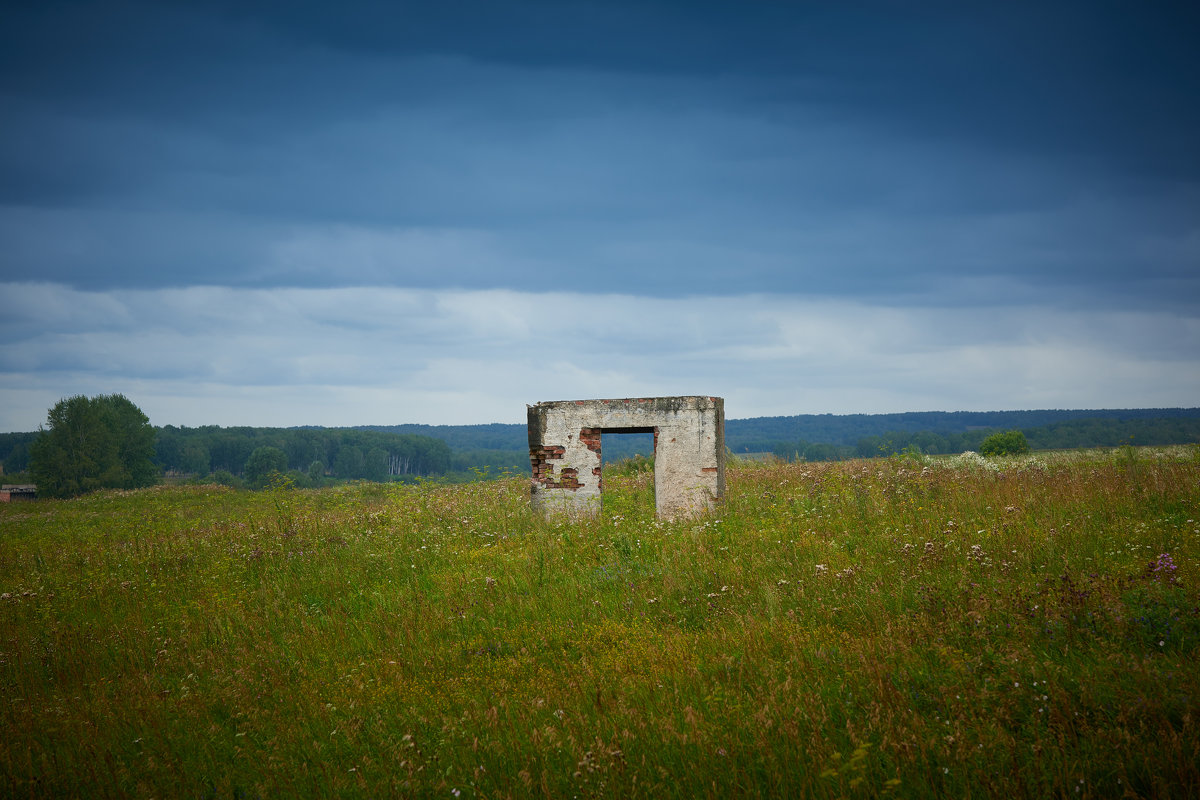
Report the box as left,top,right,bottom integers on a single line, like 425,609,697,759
2,447,1199,798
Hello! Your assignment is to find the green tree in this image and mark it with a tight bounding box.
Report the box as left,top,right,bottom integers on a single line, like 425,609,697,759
364,446,390,482
1,436,33,474
178,442,211,475
334,445,365,479
979,429,1031,456
154,426,183,471
244,446,288,489
29,394,158,498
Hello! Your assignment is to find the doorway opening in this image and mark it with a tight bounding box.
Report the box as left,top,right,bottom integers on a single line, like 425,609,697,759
600,428,656,518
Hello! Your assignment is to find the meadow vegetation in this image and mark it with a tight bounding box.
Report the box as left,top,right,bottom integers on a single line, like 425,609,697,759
1,447,1198,797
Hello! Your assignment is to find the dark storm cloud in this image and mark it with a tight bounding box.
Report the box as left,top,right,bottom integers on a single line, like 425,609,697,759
0,0,1197,308
161,0,1200,178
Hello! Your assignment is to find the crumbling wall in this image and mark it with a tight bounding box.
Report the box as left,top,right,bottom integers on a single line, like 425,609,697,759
527,396,724,519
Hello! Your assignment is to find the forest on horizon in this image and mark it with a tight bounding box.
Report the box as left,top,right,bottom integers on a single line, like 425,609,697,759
3,407,1199,485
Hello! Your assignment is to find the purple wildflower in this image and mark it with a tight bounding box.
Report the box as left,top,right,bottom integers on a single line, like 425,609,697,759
1147,552,1179,583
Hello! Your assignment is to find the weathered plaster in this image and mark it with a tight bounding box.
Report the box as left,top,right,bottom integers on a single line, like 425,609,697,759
528,396,724,519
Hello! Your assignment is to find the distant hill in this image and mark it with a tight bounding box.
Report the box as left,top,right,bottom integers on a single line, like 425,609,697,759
725,408,1200,449
363,408,1200,465
359,423,528,451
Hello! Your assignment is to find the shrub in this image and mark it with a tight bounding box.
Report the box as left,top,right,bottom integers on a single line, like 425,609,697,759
210,469,242,488
244,446,288,490
979,429,1031,456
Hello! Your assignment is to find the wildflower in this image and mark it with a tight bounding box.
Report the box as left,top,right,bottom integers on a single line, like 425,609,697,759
1147,552,1178,583
815,564,828,574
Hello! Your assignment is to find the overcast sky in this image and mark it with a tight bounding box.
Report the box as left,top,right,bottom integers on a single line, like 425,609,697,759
2,0,1198,430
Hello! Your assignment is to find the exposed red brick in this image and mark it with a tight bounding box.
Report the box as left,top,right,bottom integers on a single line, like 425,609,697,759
549,467,581,489
579,428,602,454
534,464,584,490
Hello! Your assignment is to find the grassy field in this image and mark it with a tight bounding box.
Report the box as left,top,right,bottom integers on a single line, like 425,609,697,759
1,447,1198,798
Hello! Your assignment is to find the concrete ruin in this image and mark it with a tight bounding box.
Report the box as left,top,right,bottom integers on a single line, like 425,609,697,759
528,396,724,519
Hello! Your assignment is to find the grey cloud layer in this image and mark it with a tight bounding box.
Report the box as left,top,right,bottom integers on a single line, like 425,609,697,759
2,283,1196,430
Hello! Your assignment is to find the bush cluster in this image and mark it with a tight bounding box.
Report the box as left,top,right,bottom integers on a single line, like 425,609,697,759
979,429,1031,456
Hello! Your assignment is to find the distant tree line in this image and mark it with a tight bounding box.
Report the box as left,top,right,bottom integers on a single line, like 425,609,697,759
848,417,1200,460
154,425,451,481
727,408,1200,449
4,405,1199,495
0,401,453,497
366,408,1200,457
0,432,37,475
717,417,1200,463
